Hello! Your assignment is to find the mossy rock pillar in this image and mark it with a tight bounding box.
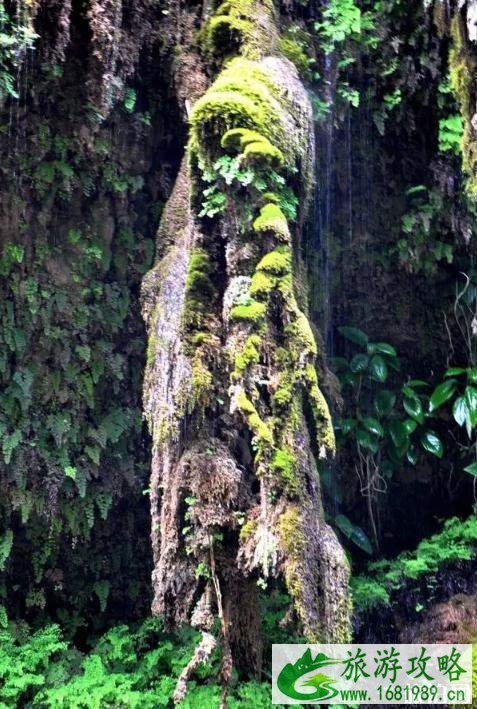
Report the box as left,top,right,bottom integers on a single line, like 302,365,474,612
142,0,351,700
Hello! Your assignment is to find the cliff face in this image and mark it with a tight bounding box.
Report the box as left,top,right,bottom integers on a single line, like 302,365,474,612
0,0,181,626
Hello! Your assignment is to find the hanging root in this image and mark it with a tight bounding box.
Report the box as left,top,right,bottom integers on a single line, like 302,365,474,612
173,631,217,705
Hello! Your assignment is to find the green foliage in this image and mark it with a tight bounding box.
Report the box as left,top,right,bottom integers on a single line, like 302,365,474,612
123,87,137,114
230,301,267,323
278,26,315,81
314,0,361,54
0,617,275,708
0,2,37,102
0,123,156,615
352,514,477,612
335,326,443,479
427,366,477,476
439,114,463,154
395,185,454,274
334,514,373,555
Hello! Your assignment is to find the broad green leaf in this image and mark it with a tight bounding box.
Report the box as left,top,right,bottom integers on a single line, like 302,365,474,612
367,342,397,357
407,379,429,388
350,354,369,373
444,367,466,377
464,385,477,426
334,514,373,555
374,390,396,417
403,396,424,423
467,368,477,384
452,396,469,427
403,418,418,434
340,418,356,435
338,326,368,347
334,513,354,538
350,526,373,555
420,430,443,458
406,445,419,465
333,356,349,370
341,371,359,387
362,417,384,437
429,379,457,412
369,355,388,383
356,427,379,452
463,461,477,477
389,420,408,447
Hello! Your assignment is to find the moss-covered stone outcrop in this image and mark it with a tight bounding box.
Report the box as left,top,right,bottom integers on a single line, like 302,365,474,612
449,6,477,195
142,0,351,699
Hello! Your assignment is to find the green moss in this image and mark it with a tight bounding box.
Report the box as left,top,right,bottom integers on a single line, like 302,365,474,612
249,270,276,298
239,517,258,541
221,127,284,168
305,364,335,455
189,59,287,169
183,249,213,333
253,204,290,241
243,140,283,167
230,300,267,323
352,515,477,613
262,191,279,204
146,331,157,367
191,351,213,409
273,386,293,407
449,15,477,195
191,91,265,161
185,250,212,293
277,506,306,620
256,245,291,275
237,389,274,446
190,332,211,346
233,334,261,378
201,0,276,62
278,36,312,80
285,313,317,357
350,576,390,613
271,447,298,495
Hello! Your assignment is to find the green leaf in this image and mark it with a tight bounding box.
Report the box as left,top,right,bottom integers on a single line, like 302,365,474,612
429,379,457,412
403,418,418,434
85,445,100,465
389,420,408,448
350,353,369,373
64,466,76,480
362,417,384,437
403,396,424,423
420,430,443,458
463,462,477,477
334,514,373,555
356,427,379,452
444,367,466,377
452,396,469,427
2,430,21,465
338,326,368,347
464,385,477,426
350,526,373,555
407,379,429,388
467,368,477,384
374,390,396,417
340,418,356,435
367,342,397,357
406,445,419,465
335,513,354,538
369,355,388,383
